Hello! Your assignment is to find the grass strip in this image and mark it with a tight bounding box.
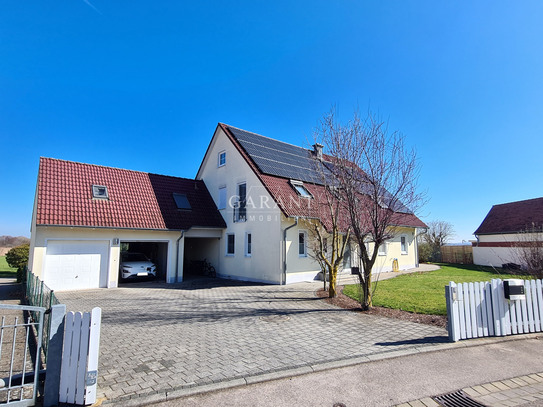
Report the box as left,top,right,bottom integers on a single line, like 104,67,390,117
343,263,527,316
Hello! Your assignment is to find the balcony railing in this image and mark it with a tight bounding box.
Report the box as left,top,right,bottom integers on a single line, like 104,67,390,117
233,202,247,223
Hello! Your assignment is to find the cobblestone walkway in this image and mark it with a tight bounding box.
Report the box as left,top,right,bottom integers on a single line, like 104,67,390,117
56,279,447,404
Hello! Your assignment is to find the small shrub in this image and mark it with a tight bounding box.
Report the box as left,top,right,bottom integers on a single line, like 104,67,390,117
6,244,29,283
418,242,440,263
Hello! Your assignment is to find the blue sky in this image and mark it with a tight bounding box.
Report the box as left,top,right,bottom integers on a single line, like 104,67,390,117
1,1,542,241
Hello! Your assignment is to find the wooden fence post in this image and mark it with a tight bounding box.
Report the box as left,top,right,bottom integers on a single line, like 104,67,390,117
446,282,460,342
85,307,102,405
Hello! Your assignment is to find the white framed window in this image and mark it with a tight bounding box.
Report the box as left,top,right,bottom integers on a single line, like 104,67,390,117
298,231,307,257
218,186,226,210
218,151,226,167
377,242,387,256
234,182,247,222
245,232,252,257
226,233,235,256
400,235,408,255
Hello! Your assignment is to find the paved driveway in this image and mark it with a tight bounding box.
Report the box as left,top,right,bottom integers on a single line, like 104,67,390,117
56,278,447,405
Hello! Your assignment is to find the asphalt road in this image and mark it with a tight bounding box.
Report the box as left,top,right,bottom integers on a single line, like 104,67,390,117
148,337,543,407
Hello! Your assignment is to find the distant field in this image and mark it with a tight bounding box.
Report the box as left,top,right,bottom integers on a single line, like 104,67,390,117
0,256,17,278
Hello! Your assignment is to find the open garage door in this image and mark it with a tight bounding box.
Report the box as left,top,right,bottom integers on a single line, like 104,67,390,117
43,240,109,291
119,241,168,283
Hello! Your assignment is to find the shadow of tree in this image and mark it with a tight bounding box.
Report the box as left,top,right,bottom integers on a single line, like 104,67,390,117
375,336,449,346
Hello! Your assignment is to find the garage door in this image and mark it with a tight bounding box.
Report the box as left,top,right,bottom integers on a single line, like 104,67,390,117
44,240,109,291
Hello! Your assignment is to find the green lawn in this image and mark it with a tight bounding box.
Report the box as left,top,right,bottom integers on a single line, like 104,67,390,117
343,263,528,316
0,256,17,278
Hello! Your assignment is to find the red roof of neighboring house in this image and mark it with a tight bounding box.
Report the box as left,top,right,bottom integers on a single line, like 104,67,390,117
220,124,427,230
474,197,543,235
36,158,226,230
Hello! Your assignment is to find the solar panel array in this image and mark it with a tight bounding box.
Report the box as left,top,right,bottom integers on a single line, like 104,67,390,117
227,125,414,214
228,126,325,184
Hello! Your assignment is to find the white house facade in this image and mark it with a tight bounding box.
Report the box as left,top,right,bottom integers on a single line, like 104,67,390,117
196,123,426,285
29,123,426,291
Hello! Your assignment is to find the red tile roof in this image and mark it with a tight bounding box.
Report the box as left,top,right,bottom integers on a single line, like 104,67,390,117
474,197,543,235
220,124,427,230
36,158,226,230
261,175,426,229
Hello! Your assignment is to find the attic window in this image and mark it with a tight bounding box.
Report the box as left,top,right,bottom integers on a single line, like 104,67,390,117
290,180,312,198
92,185,109,200
173,193,191,210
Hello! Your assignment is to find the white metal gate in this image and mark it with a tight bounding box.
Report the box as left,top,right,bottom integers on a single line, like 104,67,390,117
0,304,45,406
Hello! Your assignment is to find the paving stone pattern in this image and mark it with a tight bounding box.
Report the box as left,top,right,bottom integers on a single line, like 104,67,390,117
56,279,447,403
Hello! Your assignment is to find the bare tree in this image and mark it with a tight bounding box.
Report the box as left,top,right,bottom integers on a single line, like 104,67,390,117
421,220,455,262
313,109,425,310
513,225,543,279
306,171,351,298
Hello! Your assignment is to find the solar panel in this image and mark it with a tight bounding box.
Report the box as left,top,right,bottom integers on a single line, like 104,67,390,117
227,125,414,213
228,126,325,184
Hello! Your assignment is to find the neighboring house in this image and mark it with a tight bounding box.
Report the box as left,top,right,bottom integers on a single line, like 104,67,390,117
29,158,225,291
196,123,427,284
473,197,543,267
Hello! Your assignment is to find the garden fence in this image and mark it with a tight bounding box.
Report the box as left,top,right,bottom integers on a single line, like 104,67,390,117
446,278,543,342
23,269,60,358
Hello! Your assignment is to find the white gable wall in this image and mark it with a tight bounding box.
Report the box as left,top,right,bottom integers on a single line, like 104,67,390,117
197,127,283,284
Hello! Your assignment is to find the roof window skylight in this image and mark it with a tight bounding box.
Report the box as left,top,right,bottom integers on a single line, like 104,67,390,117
92,185,109,200
290,180,312,198
173,193,192,210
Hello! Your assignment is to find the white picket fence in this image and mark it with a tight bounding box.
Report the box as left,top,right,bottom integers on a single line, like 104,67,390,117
58,307,102,405
446,279,543,342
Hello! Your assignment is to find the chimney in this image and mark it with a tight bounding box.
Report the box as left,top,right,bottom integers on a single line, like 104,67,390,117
313,143,323,160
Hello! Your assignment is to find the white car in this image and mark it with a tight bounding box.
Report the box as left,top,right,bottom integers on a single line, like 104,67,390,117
120,252,157,279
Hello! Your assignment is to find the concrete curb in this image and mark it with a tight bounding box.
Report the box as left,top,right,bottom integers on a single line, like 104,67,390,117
103,333,542,406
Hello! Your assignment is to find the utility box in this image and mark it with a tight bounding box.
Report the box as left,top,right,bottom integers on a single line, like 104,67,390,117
503,279,525,301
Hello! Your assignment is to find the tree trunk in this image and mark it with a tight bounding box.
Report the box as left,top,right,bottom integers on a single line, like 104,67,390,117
328,270,337,298
361,274,372,310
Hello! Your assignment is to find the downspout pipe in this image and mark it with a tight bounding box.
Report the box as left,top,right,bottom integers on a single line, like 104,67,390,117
175,231,185,283
282,217,298,285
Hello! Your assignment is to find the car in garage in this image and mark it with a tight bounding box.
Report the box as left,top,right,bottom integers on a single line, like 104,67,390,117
120,252,157,280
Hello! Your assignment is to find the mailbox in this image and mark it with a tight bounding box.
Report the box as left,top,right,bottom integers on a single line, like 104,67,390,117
503,279,525,301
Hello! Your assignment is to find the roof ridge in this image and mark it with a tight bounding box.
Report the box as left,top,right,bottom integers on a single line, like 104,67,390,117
221,123,311,152
493,197,543,207
40,157,194,181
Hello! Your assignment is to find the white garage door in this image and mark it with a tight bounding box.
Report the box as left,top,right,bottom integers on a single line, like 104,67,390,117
44,240,109,291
